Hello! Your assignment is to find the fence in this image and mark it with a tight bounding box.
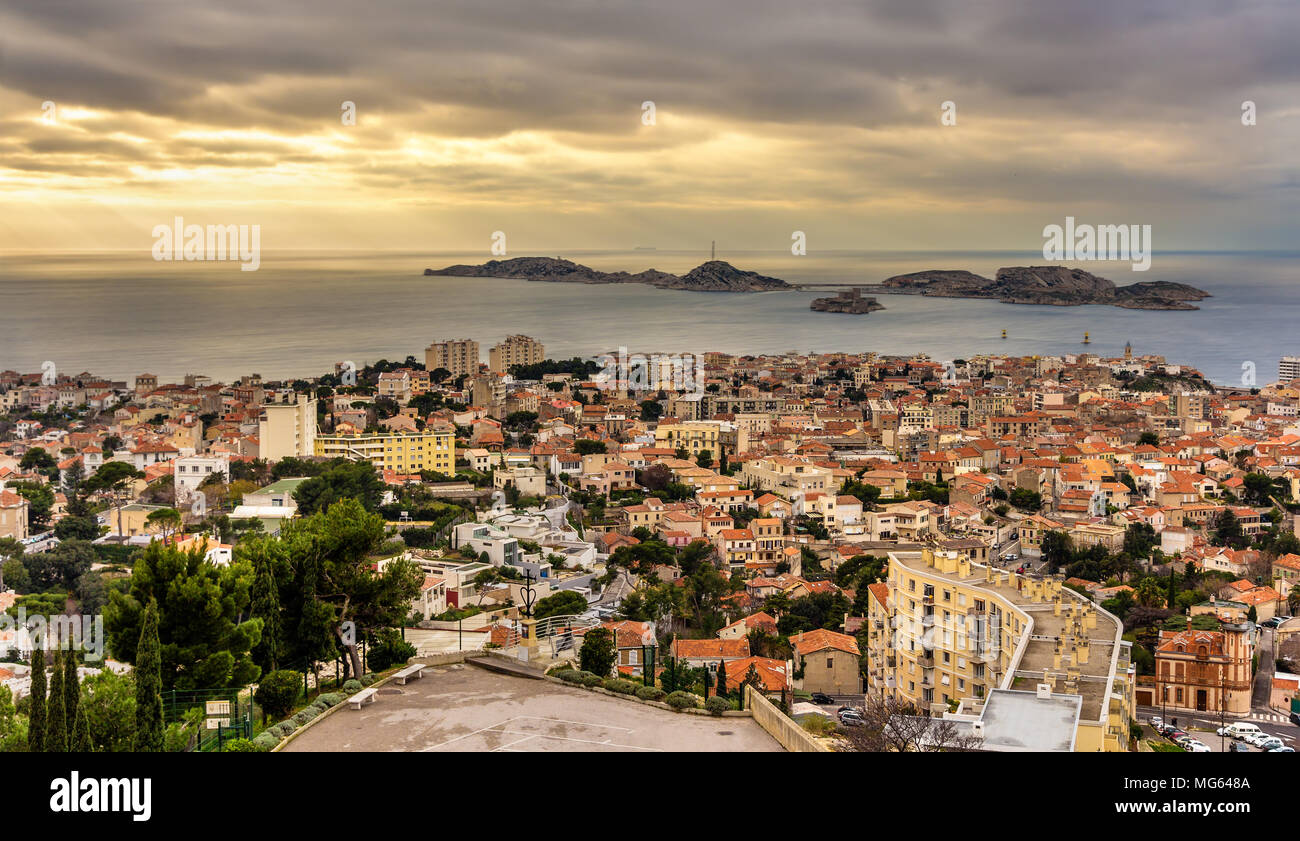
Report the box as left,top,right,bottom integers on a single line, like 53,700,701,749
162,687,256,752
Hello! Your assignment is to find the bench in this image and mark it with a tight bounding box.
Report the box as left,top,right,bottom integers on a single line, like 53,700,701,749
347,688,378,710
393,664,427,685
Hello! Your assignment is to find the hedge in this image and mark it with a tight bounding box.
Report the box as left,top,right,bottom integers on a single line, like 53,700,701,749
223,738,265,752
666,691,698,710
603,678,640,695
318,693,344,707
342,679,364,694
251,732,280,750
635,686,666,702
559,670,597,684
704,696,731,716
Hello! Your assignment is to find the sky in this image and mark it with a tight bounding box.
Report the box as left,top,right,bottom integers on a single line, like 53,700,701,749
0,0,1297,253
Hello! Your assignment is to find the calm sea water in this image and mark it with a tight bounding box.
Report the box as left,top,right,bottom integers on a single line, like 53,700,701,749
0,249,1295,385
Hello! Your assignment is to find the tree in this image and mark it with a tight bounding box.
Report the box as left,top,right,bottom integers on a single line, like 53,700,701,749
19,448,58,478
79,669,136,752
26,539,96,590
639,400,663,422
12,482,55,528
64,646,79,737
249,549,284,674
578,626,616,677
133,599,165,752
1009,488,1042,512
1134,578,1165,608
253,669,302,720
47,647,67,752
716,660,729,696
104,542,262,691
145,507,183,541
533,590,588,620
53,515,100,542
1137,432,1160,447
834,695,983,752
292,459,384,514
574,439,606,456
695,450,714,470
72,704,93,752
1212,510,1246,550
28,645,46,752
1041,530,1074,573
86,461,144,538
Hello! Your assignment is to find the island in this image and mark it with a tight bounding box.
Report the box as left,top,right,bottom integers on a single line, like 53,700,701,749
424,257,791,292
874,266,1209,310
810,288,884,314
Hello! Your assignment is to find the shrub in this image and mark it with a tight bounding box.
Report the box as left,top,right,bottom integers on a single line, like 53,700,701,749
309,700,331,716
705,696,732,716
666,691,698,711
223,738,265,752
270,720,297,738
635,686,666,702
578,627,616,677
254,670,304,720
577,672,605,687
291,709,318,727
360,674,376,687
546,664,575,677
559,670,596,684
318,693,344,707
342,679,364,694
367,628,418,672
603,678,640,695
251,732,280,750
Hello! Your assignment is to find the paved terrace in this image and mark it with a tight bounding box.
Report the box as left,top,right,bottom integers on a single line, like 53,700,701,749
284,663,783,752
892,550,1120,722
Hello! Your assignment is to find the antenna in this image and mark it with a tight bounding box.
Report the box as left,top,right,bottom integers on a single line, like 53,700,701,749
711,240,715,261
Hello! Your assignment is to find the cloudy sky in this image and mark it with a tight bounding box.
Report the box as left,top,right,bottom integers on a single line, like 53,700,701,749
1,0,1297,253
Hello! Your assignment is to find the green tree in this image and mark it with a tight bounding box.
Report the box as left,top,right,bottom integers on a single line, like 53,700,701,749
1137,431,1160,447
79,670,136,752
248,547,284,673
64,646,79,735
46,648,67,752
144,507,183,540
1134,578,1165,608
19,448,58,478
133,599,165,752
53,515,100,542
716,660,728,696
72,705,93,752
104,542,262,691
695,450,714,469
574,439,607,456
1212,510,1246,549
1040,530,1074,573
579,626,616,677
533,590,588,620
27,646,46,752
291,458,384,514
12,482,55,528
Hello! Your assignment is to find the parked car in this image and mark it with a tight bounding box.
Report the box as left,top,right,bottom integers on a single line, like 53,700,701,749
1183,740,1212,753
1257,736,1285,751
1174,734,1199,748
1149,715,1164,730
1228,742,1252,752
1267,746,1295,753
1165,729,1189,743
1217,722,1262,740
838,709,865,727
1243,732,1274,747
809,692,835,705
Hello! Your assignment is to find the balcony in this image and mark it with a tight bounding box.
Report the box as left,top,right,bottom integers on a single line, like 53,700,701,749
917,650,935,668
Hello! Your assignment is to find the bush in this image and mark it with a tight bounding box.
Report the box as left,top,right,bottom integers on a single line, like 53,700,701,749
270,721,297,739
546,664,575,677
318,693,344,707
291,708,318,727
223,738,265,752
635,686,666,702
603,678,640,695
360,674,376,687
559,670,596,684
577,672,605,687
705,696,731,716
342,679,364,694
309,700,331,716
254,670,304,720
367,628,418,672
666,691,698,711
251,732,280,750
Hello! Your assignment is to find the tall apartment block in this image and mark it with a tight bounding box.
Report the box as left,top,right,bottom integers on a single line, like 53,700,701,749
424,338,480,378
257,394,318,461
1279,355,1300,383
489,335,545,373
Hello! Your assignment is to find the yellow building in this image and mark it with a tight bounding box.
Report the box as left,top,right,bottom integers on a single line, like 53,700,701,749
879,545,1135,752
315,428,454,474
654,421,723,457
488,335,545,373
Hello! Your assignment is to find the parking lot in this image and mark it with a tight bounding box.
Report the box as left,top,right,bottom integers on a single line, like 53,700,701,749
284,663,784,753
1140,709,1299,753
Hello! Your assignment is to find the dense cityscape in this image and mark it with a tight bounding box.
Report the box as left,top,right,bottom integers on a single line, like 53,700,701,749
2,337,1297,755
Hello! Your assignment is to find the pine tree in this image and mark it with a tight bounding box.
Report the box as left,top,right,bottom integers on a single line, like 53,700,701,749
73,704,93,752
46,647,67,752
133,599,165,752
27,646,46,752
64,646,79,729
250,554,284,672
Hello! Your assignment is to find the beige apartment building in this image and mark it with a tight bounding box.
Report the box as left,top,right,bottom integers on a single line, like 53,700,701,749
488,335,545,373
738,455,833,495
425,339,480,378
880,545,1135,752
314,428,454,474
654,421,724,458
257,395,317,461
0,490,30,540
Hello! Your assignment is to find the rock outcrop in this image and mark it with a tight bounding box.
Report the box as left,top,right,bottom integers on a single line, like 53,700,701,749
878,266,1209,310
425,257,790,292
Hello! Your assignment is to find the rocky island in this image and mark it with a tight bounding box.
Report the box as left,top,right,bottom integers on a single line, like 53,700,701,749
875,266,1209,310
425,257,791,292
810,288,884,314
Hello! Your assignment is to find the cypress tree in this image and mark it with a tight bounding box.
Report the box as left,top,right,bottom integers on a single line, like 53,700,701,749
73,704,93,752
46,647,67,752
64,646,79,729
250,555,283,672
27,646,46,752
716,659,728,696
133,599,165,752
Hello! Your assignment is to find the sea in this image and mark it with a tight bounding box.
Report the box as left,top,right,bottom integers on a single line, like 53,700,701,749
0,249,1295,386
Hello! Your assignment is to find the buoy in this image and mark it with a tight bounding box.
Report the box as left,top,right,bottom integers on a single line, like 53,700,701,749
1001,328,1007,339
1082,332,1091,344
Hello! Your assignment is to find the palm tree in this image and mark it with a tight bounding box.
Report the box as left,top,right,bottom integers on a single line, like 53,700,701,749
1288,584,1300,616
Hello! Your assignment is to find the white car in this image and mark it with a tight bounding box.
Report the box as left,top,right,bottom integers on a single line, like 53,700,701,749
1243,732,1273,747
1182,740,1211,753
1149,715,1164,730
1267,746,1295,753
1257,737,1285,751
1216,722,1262,740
